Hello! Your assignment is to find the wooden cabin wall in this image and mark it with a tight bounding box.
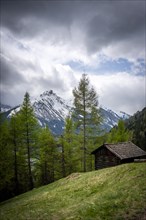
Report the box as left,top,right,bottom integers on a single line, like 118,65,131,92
94,147,121,170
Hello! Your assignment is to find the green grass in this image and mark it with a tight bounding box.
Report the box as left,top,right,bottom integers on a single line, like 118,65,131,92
0,163,146,220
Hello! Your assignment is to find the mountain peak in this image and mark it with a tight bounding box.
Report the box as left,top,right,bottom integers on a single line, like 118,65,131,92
32,90,72,134
42,90,55,96
1,91,130,135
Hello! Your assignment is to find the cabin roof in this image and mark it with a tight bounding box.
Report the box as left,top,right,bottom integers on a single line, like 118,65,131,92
91,142,146,160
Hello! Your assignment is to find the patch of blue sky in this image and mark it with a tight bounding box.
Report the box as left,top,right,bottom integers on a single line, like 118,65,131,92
132,58,146,76
66,58,132,74
95,58,133,74
66,58,145,76
17,41,30,51
66,60,85,72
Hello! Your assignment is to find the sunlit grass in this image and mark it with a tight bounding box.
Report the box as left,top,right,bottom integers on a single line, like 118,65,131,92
0,163,146,220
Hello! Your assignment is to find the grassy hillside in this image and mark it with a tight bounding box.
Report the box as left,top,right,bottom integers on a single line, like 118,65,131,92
0,163,146,220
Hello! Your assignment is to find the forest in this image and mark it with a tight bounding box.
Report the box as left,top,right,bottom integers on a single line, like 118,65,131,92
0,74,144,202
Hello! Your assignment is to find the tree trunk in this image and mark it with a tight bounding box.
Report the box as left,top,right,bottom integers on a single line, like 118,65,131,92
26,124,33,190
83,90,86,172
14,142,19,195
61,136,66,177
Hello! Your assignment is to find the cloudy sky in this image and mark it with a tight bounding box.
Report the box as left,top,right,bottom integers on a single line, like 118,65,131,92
1,0,146,115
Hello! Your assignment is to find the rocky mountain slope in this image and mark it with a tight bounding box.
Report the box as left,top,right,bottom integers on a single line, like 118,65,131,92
0,90,130,135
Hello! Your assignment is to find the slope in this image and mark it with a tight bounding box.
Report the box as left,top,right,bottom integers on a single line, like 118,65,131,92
125,107,146,151
0,163,146,220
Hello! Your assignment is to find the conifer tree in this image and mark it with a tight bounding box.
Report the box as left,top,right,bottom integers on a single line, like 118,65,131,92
107,120,132,143
0,116,13,201
9,112,29,195
18,92,39,190
63,115,75,174
73,74,101,172
61,115,79,175
59,135,66,178
9,113,20,195
38,127,57,185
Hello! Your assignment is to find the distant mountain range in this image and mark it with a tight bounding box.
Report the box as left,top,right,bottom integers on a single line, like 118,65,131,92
0,104,12,113
0,90,130,135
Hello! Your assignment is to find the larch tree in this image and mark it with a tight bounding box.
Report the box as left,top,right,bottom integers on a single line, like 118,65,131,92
0,116,13,201
59,135,66,178
9,111,29,195
63,115,76,174
107,120,132,143
60,115,79,176
9,113,21,195
18,92,39,190
38,127,57,185
73,74,101,172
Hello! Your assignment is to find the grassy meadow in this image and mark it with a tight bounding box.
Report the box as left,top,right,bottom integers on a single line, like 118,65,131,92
0,163,146,220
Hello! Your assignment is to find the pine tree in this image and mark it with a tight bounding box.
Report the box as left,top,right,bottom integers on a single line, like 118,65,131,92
18,92,39,190
73,74,101,171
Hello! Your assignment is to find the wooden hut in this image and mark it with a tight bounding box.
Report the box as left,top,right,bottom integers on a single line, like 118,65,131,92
91,141,146,170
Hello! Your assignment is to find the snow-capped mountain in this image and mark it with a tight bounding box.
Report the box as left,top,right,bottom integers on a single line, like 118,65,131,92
100,108,120,132
102,107,130,120
0,103,12,112
1,90,130,135
117,111,131,120
32,90,72,134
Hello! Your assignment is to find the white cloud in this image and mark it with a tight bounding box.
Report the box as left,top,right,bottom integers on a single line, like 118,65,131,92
89,72,145,115
103,37,145,62
1,27,145,115
1,1,145,115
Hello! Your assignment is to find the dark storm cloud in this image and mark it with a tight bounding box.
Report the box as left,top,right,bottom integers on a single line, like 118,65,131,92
1,0,145,113
1,0,76,39
85,1,145,53
1,0,145,54
0,55,26,86
0,55,28,105
0,54,46,106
